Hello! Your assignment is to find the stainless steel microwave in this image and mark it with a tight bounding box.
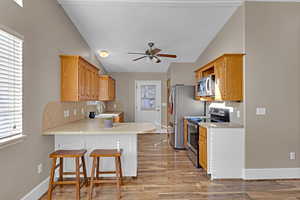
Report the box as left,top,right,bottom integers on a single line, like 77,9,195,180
197,75,215,97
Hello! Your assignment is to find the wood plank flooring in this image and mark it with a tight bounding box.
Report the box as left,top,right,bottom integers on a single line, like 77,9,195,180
41,133,300,200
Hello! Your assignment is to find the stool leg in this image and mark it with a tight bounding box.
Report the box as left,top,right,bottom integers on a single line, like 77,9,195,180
81,156,88,186
59,157,63,188
88,157,97,200
47,157,57,200
96,157,100,180
117,156,123,185
75,157,81,200
115,157,121,200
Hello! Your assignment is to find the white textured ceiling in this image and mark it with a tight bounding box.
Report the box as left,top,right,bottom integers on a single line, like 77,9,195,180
58,0,241,72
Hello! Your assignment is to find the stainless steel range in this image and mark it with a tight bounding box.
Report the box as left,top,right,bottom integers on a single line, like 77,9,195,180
186,108,230,168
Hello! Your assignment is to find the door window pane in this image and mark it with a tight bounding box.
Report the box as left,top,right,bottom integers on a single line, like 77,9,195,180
140,85,156,111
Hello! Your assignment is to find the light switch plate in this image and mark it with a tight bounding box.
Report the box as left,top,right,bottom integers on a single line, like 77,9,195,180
290,152,296,160
237,110,240,118
73,109,77,116
256,107,266,115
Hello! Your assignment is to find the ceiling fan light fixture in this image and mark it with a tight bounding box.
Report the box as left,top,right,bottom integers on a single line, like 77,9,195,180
98,50,109,58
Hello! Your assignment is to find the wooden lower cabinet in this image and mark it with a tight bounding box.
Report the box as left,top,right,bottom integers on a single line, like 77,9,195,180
183,119,188,148
201,127,245,180
113,112,124,123
199,126,207,170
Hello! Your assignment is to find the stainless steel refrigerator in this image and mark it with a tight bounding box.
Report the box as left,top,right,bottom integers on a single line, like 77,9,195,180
168,85,205,149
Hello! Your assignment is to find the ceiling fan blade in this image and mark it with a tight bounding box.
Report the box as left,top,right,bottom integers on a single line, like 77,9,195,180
154,56,161,63
157,54,177,58
128,52,147,55
150,48,161,55
133,56,147,61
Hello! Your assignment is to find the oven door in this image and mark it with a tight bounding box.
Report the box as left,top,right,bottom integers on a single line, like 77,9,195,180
187,122,199,153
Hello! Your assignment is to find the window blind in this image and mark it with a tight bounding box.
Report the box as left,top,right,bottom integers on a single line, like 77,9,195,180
0,29,23,139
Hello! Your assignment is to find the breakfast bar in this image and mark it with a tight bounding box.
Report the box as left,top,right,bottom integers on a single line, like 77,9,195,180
43,119,156,177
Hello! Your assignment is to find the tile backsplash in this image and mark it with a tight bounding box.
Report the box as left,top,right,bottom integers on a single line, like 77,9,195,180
42,101,87,131
206,101,244,124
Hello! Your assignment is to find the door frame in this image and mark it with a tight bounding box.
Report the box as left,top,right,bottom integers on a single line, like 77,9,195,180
134,80,162,125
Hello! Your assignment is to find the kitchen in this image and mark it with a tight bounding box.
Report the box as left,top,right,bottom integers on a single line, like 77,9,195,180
1,1,300,200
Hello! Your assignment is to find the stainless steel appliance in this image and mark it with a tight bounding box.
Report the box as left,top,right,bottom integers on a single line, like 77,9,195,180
197,75,215,97
168,85,205,149
186,108,230,168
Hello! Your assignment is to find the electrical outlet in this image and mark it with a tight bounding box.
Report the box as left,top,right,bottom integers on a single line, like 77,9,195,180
37,163,43,174
290,152,296,160
237,110,240,118
73,109,77,116
64,110,70,118
256,107,266,115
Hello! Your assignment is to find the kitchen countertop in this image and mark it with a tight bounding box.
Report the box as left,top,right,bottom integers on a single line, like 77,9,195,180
43,118,156,135
183,115,207,119
96,111,123,117
199,122,244,129
103,111,123,115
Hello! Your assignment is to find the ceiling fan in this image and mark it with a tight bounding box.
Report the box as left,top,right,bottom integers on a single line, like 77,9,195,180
128,42,177,63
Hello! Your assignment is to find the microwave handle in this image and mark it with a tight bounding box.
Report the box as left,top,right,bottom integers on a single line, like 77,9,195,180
206,78,210,92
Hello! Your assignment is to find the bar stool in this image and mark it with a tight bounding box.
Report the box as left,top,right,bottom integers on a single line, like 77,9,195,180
88,149,123,200
47,149,88,200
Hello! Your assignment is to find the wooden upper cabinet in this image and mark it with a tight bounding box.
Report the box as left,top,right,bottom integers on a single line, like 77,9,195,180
60,55,100,102
98,75,116,101
214,57,226,101
195,54,244,102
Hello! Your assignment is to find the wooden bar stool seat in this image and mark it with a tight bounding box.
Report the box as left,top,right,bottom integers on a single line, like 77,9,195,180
88,149,123,200
47,149,88,200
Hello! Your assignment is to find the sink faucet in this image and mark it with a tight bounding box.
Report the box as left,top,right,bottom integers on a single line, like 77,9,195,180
97,101,106,114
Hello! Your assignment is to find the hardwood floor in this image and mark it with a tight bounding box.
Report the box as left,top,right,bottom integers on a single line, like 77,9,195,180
41,134,300,200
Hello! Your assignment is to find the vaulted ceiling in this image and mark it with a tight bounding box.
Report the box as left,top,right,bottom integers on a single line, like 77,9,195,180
58,0,241,72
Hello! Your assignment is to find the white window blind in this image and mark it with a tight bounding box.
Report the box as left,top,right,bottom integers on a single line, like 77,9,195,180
0,29,23,139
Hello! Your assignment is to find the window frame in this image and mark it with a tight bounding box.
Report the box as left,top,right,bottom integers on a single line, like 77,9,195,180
0,25,25,146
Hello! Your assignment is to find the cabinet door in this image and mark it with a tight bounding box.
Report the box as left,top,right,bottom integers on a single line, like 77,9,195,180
199,127,207,170
78,64,85,100
214,58,226,101
111,79,115,100
99,77,109,100
93,71,99,100
85,67,92,99
203,137,207,170
225,56,243,101
90,70,95,100
183,119,188,147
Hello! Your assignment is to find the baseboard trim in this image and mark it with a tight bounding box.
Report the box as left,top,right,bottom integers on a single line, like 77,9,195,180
244,168,300,180
20,177,49,200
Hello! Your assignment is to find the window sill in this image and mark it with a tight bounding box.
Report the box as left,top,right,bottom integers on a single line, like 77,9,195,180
0,134,27,149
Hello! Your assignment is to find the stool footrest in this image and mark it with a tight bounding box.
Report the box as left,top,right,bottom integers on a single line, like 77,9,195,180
91,179,119,184
63,171,85,175
55,180,77,185
98,171,116,174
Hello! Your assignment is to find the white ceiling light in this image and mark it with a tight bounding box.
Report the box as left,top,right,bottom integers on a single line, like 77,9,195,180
98,50,109,58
